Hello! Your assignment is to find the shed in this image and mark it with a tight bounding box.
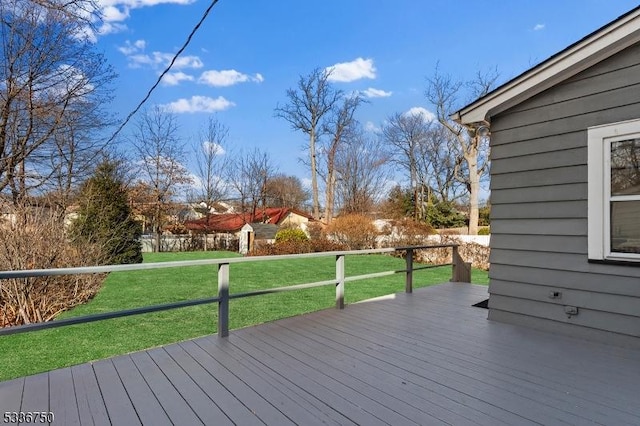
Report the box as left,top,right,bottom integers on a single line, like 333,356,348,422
455,7,640,347
239,223,278,254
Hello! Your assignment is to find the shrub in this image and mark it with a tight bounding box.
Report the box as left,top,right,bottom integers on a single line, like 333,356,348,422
249,238,347,256
326,214,379,250
275,228,308,244
479,204,491,226
478,227,490,235
306,222,325,240
380,218,435,248
0,202,105,327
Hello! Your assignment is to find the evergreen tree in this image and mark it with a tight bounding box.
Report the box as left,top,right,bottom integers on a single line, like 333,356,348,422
71,160,142,264
424,196,467,229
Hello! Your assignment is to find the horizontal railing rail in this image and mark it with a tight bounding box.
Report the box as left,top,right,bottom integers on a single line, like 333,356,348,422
0,244,471,337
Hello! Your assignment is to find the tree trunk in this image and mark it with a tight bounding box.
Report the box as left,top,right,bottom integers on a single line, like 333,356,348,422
154,204,161,252
324,170,336,223
310,129,320,220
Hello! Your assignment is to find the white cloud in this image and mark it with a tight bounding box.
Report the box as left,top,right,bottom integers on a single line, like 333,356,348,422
101,5,129,22
404,107,435,122
97,0,196,22
77,0,197,40
364,121,380,133
202,141,225,156
160,96,235,113
162,71,195,86
361,87,392,98
199,69,264,87
117,39,145,55
326,57,376,82
118,42,204,70
533,23,545,31
126,53,153,68
168,54,204,70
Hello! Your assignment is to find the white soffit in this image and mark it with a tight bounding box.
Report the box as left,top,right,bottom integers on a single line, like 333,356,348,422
453,8,640,126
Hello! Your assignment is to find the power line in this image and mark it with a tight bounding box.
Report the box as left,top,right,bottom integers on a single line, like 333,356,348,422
106,0,222,145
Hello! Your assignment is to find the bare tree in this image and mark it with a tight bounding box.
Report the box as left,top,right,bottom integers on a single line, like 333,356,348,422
0,0,116,204
264,174,310,210
426,68,497,234
47,106,116,210
335,125,391,214
227,148,277,220
417,122,465,203
192,116,229,248
132,107,192,252
275,68,341,220
319,94,364,222
382,112,431,220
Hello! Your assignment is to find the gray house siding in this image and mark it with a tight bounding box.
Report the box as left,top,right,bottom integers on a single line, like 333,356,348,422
487,42,640,347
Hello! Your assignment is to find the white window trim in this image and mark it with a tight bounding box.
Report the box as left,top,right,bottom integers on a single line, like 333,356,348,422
588,118,640,262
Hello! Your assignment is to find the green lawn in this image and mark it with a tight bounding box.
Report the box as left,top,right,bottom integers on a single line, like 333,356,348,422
0,251,488,381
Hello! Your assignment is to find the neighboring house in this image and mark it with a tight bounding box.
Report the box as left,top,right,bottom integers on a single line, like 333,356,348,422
454,7,640,347
184,207,314,252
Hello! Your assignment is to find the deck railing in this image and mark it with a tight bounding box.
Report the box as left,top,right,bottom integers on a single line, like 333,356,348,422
0,244,471,337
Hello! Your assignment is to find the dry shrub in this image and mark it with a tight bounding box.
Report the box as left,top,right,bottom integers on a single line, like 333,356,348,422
439,228,464,236
326,214,379,250
380,218,435,248
306,222,325,240
249,239,347,256
415,234,490,271
0,203,105,327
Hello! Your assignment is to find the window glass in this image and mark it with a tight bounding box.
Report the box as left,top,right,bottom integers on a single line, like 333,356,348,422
610,138,640,196
610,201,640,254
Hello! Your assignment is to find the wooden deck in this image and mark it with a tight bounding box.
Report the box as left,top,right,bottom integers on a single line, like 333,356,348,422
2,282,640,425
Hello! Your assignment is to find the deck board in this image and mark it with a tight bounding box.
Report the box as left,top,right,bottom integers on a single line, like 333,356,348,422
70,363,110,426
2,282,640,426
336,312,636,425
49,368,80,426
92,359,141,426
161,343,264,426
0,378,23,414
110,355,171,426
127,350,203,425
196,341,352,425
21,373,51,425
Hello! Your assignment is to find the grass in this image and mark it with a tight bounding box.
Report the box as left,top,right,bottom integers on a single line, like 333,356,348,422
0,251,488,381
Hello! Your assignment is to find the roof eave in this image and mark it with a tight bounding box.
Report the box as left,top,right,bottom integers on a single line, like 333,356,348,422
453,7,640,126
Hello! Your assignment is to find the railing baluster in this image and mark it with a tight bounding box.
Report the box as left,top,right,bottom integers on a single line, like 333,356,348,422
405,248,413,293
336,254,345,309
218,262,230,337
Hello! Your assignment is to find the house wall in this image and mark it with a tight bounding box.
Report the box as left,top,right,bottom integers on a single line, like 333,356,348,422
488,42,640,347
279,212,309,228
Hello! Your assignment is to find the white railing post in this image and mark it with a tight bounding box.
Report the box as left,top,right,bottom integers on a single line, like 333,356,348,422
336,254,345,309
405,248,413,293
218,262,230,337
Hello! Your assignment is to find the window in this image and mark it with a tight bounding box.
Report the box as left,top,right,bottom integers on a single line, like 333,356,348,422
588,119,640,261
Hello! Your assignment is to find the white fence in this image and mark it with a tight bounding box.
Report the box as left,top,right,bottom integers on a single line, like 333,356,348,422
428,234,490,247
140,234,238,252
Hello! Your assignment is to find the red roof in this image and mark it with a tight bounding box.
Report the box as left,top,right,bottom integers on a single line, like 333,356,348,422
184,207,312,232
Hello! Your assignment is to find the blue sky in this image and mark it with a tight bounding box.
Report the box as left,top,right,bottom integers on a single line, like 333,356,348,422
94,0,640,190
